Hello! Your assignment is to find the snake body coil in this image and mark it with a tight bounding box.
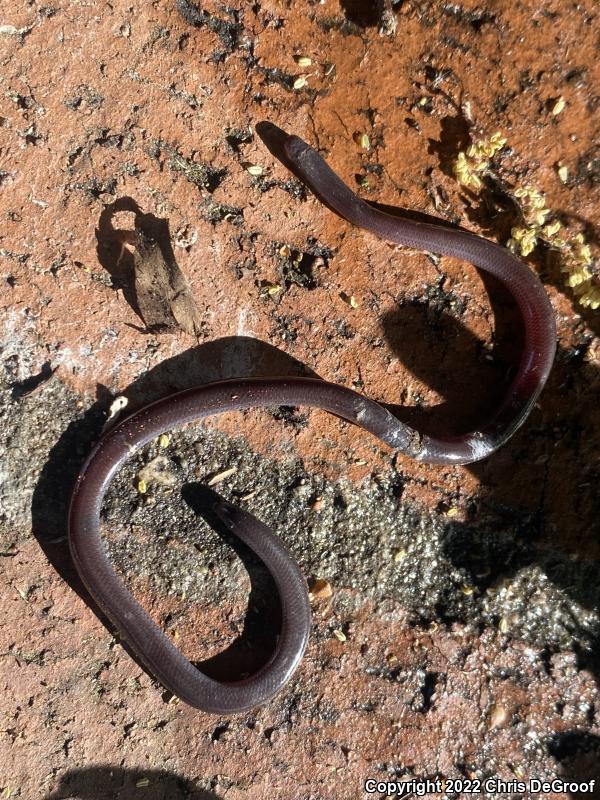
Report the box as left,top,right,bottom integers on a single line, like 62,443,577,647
69,131,556,712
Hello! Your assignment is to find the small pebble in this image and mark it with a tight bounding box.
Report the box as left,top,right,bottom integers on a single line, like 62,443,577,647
309,579,333,599
488,703,510,729
557,163,569,183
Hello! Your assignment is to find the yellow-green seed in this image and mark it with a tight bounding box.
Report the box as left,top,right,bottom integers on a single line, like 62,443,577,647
552,96,566,116
533,209,550,227
340,292,358,308
293,75,308,90
543,221,561,237
294,55,312,67
159,434,170,448
353,132,370,150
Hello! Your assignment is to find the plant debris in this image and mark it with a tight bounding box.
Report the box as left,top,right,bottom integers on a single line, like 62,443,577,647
128,226,204,336
207,466,237,486
453,132,599,309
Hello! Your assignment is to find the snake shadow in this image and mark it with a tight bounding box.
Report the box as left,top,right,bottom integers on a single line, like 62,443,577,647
30,336,318,689
43,766,221,799
546,732,600,783
379,271,520,437
182,483,282,680
338,0,381,30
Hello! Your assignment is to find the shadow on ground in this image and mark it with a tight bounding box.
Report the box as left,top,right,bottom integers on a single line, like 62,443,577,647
43,766,221,799
182,483,282,680
546,731,600,783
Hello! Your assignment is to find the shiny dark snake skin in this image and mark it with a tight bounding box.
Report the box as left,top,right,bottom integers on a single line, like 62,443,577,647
68,130,556,713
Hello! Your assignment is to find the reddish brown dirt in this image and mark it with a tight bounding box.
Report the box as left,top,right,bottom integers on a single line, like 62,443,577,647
1,1,599,798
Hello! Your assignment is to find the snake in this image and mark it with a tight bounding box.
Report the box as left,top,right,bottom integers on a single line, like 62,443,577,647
68,130,556,713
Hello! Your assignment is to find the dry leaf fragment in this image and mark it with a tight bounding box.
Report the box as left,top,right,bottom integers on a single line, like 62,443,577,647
207,466,237,486
130,227,204,338
0,24,33,37
102,395,129,432
138,455,178,488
